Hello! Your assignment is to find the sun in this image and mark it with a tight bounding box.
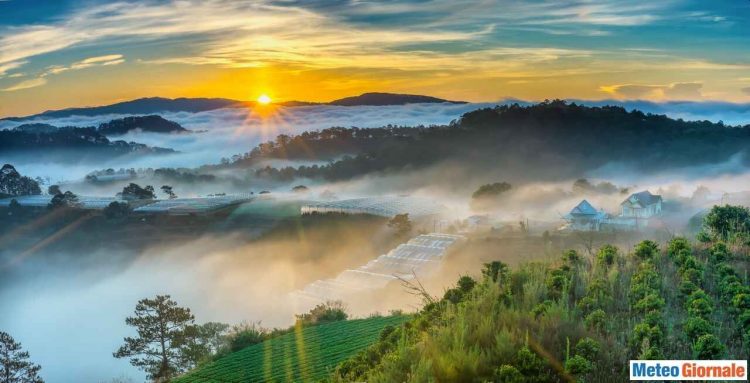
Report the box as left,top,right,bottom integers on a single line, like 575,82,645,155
257,94,272,105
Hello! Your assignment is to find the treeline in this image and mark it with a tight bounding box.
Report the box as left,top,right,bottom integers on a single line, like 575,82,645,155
223,125,428,166
327,206,750,382
230,100,750,182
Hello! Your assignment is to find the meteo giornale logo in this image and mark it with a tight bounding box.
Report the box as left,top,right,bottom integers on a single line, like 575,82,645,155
630,360,748,381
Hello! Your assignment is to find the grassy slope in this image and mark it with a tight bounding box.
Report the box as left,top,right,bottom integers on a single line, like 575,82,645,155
174,315,409,383
329,240,749,382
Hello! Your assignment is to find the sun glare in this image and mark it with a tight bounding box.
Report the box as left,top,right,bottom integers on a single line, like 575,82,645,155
257,94,272,104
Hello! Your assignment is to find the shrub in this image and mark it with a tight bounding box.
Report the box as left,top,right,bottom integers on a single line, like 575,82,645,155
687,298,713,318
532,301,552,319
709,242,730,262
635,294,665,314
563,249,581,265
585,309,606,332
731,293,750,312
693,334,726,359
683,317,712,341
494,365,523,383
575,338,600,360
596,245,618,267
515,346,545,376
634,240,659,260
633,323,663,348
295,301,348,326
565,355,593,375
667,237,690,259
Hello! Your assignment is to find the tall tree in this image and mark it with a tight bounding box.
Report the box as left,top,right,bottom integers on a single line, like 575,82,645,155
160,185,177,200
113,295,196,382
0,331,43,383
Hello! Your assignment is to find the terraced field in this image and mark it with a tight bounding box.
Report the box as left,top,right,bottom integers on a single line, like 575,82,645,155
174,315,409,383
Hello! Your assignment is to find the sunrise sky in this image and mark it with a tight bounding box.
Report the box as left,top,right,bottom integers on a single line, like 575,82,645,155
0,0,749,117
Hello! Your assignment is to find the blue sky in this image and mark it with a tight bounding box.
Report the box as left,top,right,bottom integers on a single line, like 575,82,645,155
0,0,748,116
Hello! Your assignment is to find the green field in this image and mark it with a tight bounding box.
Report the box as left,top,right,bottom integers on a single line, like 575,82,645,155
174,315,409,383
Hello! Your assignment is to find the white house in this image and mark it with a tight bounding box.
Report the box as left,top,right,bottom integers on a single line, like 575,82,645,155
563,200,608,231
621,190,662,218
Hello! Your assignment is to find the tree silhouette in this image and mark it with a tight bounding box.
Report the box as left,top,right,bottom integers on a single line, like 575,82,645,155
0,331,43,383
113,295,196,381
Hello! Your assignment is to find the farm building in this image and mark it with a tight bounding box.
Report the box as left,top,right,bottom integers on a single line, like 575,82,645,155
300,196,443,218
292,233,464,305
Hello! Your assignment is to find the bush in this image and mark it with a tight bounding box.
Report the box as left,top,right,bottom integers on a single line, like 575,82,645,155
295,301,348,326
693,334,725,359
515,346,545,376
703,205,750,242
585,309,606,332
687,298,713,318
596,245,618,267
667,237,690,259
683,317,712,341
709,242,730,262
575,338,600,360
635,294,665,314
565,355,593,375
494,365,523,383
634,240,659,260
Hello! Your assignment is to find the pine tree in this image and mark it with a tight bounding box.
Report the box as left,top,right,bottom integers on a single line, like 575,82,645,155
113,295,196,382
0,332,43,383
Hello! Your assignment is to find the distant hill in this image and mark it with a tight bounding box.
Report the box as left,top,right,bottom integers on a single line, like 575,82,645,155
97,115,188,136
2,97,246,121
329,92,465,106
233,100,750,182
173,315,409,383
3,93,466,121
0,126,175,162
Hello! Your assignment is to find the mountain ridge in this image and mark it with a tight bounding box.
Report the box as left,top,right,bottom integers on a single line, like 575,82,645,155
3,92,465,121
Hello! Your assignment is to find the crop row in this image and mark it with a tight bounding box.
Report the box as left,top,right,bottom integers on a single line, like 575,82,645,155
174,315,409,383
667,238,725,359
705,242,750,352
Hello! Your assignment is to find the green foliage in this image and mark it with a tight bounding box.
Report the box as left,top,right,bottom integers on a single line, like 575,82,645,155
0,331,44,383
667,237,690,259
683,317,712,341
113,295,196,381
563,249,581,265
565,355,593,375
709,242,730,262
296,300,348,326
703,205,750,242
584,309,606,333
634,240,659,260
693,334,726,359
494,365,523,383
482,261,510,283
574,338,600,360
175,316,408,383
224,322,266,353
596,245,618,268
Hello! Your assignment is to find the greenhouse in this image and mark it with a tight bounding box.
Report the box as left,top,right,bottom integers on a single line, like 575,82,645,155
132,194,253,215
300,196,443,218
292,233,464,303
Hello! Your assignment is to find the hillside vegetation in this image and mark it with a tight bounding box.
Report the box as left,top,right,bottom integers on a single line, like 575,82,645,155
325,208,750,382
228,100,750,181
173,315,409,383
